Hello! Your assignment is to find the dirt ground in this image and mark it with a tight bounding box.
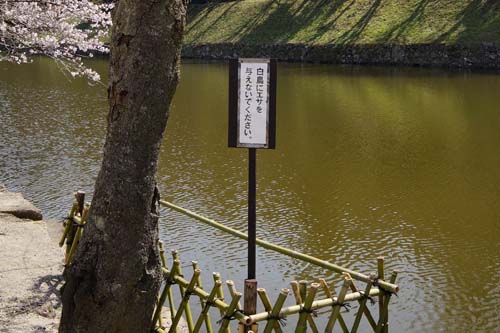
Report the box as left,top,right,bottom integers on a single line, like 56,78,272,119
0,212,63,333
0,184,187,332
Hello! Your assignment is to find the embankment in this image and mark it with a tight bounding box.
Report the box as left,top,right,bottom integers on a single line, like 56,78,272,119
183,1,500,69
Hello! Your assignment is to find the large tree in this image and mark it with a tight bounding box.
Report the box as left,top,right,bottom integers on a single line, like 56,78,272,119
59,0,187,332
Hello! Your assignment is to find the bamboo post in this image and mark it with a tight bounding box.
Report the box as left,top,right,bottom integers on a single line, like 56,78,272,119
213,273,229,333
159,242,167,268
263,288,288,333
377,257,385,323
345,273,376,330
227,280,242,311
66,203,89,265
218,292,242,333
243,279,258,333
158,241,170,329
258,288,282,333
75,190,85,215
290,280,318,331
298,280,307,303
167,279,178,331
157,297,164,329
153,260,179,331
383,270,398,333
59,201,77,247
173,260,184,332
325,276,351,333
290,281,302,304
295,283,319,333
65,191,85,262
351,273,375,332
172,251,195,333
193,261,213,333
319,279,349,333
169,269,200,333
193,280,220,333
257,288,272,311
376,271,398,333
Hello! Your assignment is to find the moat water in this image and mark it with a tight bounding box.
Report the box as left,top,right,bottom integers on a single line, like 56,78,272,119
1,58,499,331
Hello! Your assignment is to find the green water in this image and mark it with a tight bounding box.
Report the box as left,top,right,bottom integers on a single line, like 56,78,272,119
1,58,499,332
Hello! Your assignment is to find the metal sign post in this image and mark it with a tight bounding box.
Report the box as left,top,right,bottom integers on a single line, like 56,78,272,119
228,58,277,331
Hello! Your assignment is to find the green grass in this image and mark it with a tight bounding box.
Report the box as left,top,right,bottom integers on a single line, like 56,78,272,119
185,0,500,45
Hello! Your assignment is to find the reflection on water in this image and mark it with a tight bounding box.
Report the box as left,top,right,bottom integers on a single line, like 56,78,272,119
1,58,499,331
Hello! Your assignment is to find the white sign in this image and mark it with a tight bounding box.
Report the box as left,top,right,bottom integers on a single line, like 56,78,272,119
238,61,269,147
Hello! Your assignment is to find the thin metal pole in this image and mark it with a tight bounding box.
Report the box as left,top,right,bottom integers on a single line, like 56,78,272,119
248,148,257,280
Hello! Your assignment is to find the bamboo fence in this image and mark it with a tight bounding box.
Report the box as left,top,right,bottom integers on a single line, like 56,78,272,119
152,243,399,333
60,194,401,332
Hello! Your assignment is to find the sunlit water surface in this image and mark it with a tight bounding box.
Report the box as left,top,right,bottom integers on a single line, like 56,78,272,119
1,58,499,332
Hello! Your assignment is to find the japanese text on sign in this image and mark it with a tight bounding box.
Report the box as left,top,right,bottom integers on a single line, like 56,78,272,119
238,62,269,146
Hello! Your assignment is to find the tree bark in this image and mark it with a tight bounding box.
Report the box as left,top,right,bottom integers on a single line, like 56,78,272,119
60,1,186,332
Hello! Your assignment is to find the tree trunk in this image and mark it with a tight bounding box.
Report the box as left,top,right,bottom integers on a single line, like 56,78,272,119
60,1,186,332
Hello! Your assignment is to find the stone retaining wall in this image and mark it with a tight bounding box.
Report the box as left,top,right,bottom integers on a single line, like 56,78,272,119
182,43,500,70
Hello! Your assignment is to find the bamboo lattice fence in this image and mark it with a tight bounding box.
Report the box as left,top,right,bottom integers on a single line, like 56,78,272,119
59,192,400,332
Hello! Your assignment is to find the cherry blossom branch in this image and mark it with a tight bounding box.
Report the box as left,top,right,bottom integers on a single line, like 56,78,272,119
0,0,113,82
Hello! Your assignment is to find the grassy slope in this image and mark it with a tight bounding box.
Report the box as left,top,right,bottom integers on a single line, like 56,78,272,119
185,0,500,45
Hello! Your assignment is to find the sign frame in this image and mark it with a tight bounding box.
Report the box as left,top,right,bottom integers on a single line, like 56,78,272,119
228,58,277,149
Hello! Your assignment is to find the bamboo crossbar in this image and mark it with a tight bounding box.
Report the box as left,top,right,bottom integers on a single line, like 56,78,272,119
160,200,399,293
246,287,382,325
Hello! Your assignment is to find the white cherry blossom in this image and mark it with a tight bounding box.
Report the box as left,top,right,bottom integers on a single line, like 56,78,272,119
0,0,113,82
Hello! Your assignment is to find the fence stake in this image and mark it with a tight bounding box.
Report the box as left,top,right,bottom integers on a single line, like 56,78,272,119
159,242,167,268
172,251,195,333
325,276,351,333
376,271,398,333
193,261,213,333
193,280,221,333
296,283,319,333
351,273,375,332
66,203,89,265
59,201,77,247
290,281,302,304
153,259,179,331
218,292,242,333
319,278,348,332
169,269,200,333
65,191,85,262
377,257,385,324
263,288,288,333
158,242,177,331
290,280,318,331
227,280,242,311
298,280,307,303
258,288,282,333
213,273,230,333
